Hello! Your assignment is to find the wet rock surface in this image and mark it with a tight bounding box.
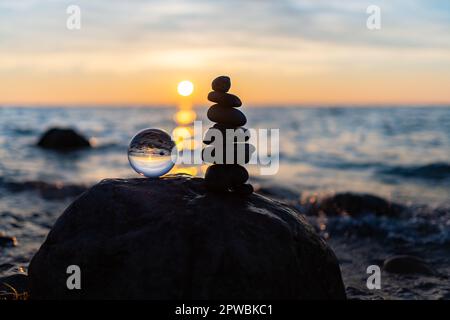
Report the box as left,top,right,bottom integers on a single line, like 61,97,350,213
37,128,91,150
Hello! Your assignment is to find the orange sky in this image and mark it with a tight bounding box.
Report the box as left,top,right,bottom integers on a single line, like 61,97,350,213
1,0,450,106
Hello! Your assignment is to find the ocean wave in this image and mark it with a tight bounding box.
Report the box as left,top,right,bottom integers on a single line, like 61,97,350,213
258,187,450,246
300,192,450,246
90,142,125,152
378,163,450,180
12,128,38,136
313,211,450,246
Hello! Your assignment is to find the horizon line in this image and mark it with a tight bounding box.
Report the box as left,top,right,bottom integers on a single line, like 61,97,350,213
1,103,450,109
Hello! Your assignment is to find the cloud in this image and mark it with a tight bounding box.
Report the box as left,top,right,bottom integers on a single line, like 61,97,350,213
1,0,449,54
1,0,449,105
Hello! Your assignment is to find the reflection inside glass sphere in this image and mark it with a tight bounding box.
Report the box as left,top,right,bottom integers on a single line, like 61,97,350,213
128,128,177,178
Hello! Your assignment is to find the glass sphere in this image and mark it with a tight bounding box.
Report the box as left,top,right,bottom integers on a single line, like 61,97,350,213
128,128,177,178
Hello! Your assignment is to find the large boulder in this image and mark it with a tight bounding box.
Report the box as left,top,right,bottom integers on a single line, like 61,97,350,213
29,175,346,300
37,127,91,150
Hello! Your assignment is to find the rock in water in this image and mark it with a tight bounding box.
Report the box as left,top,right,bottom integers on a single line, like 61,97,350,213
29,176,346,300
37,128,91,150
317,193,404,217
383,255,434,275
0,232,17,247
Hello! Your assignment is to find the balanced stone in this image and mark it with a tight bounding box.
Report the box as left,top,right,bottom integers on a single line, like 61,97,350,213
205,164,249,190
203,125,250,145
211,76,231,93
214,123,250,134
207,104,247,127
208,91,242,108
204,75,253,194
202,143,255,164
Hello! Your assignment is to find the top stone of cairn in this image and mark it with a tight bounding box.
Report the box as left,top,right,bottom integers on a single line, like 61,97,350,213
212,76,231,93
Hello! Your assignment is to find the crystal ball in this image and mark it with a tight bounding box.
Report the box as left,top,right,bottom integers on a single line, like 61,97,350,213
128,128,177,178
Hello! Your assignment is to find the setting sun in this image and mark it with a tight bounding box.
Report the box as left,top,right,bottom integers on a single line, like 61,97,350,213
177,81,194,97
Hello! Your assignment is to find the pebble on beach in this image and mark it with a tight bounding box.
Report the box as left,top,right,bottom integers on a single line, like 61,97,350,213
37,127,91,150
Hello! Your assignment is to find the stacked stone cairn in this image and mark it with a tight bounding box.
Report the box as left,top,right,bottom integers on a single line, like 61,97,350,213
203,76,254,194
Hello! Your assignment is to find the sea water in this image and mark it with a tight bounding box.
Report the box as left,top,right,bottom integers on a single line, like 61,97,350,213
0,106,449,299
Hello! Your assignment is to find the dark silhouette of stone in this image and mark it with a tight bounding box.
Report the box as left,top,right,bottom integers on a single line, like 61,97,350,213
202,143,255,164
208,91,242,107
37,128,91,150
233,183,254,195
383,255,434,275
205,165,249,190
211,76,231,93
203,125,250,144
28,176,346,300
207,104,247,127
204,76,254,193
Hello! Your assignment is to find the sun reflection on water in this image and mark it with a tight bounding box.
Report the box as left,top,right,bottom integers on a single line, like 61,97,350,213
174,109,197,125
171,90,205,177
